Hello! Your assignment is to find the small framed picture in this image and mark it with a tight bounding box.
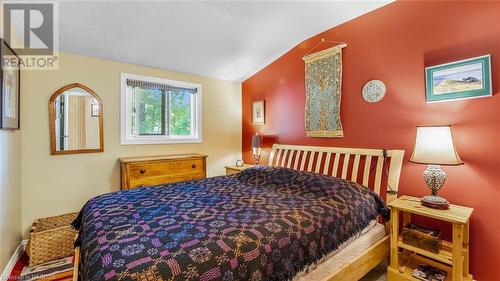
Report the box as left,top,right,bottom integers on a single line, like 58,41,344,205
252,100,265,125
1,40,21,130
425,55,492,103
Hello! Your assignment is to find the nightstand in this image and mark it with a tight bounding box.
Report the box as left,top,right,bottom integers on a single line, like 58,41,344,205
387,196,473,281
225,164,255,175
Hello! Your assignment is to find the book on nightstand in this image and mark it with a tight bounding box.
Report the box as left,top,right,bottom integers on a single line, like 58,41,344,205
411,264,447,281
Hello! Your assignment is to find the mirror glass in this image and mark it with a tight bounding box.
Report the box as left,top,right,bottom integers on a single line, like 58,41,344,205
50,84,103,154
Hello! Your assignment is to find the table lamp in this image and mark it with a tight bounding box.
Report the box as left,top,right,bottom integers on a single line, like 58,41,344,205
409,126,463,209
252,133,262,165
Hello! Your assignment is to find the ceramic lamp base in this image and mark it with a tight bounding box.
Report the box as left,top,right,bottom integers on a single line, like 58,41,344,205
421,195,449,210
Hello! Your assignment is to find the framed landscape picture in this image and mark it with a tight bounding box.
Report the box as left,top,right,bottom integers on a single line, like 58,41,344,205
1,40,21,129
252,100,265,125
425,55,491,103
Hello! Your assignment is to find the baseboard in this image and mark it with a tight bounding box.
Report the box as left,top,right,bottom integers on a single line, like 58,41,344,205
1,239,27,279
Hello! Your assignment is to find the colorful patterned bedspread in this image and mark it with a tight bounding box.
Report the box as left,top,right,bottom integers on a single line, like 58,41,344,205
73,166,389,281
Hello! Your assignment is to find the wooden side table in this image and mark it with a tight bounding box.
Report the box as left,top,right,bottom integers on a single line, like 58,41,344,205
225,164,255,175
387,196,473,281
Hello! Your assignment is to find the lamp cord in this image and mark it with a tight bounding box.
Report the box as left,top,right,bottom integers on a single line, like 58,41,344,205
367,149,396,194
383,149,397,194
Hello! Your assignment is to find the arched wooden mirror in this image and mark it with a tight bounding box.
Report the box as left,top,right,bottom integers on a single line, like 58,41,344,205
49,83,104,155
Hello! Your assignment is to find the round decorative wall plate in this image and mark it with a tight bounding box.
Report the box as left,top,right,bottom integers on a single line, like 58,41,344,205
362,80,386,103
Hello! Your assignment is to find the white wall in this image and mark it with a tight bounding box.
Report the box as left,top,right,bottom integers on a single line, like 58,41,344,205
0,4,23,274
20,52,242,233
0,130,21,272
0,130,22,274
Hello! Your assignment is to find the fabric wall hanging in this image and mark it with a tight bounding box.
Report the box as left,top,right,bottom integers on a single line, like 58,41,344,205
303,44,344,138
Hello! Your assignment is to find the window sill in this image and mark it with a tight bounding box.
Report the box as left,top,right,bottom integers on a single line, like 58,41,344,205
120,137,202,145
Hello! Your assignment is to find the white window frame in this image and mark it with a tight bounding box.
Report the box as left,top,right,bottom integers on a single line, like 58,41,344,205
120,73,202,145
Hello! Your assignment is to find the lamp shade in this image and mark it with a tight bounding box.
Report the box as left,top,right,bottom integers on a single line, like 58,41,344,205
251,134,262,149
410,126,463,165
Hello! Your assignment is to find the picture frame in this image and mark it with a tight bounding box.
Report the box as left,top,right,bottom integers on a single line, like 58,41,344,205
1,40,21,129
425,55,492,103
252,100,265,125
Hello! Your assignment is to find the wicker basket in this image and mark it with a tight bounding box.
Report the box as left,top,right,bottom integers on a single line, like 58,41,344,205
26,212,79,266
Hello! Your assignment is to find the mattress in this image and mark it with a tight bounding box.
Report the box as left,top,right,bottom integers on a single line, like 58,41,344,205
295,222,386,280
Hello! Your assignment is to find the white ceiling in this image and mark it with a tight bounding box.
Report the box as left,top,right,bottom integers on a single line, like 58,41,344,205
58,1,391,82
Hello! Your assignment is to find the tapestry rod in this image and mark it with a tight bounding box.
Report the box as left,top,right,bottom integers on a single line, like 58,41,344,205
302,38,347,59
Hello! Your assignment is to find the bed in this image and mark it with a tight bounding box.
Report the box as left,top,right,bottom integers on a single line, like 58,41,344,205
72,144,404,281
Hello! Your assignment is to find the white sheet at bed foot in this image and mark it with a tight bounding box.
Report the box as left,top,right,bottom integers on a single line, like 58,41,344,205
294,222,386,281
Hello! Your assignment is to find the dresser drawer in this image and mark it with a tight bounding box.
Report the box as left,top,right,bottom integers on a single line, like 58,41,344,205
119,154,207,189
129,159,204,179
130,171,205,188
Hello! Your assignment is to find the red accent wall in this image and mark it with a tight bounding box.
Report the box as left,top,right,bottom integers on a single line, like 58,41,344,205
242,1,500,280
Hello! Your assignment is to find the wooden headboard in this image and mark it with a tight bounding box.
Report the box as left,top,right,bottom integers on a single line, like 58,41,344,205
267,144,405,202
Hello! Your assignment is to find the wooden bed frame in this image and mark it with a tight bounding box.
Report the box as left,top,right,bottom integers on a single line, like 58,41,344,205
73,144,404,281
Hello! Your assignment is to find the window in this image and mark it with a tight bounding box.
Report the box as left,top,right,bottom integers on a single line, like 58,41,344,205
121,73,202,144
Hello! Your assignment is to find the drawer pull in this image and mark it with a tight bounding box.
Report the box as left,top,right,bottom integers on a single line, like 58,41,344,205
140,169,146,174
192,163,197,168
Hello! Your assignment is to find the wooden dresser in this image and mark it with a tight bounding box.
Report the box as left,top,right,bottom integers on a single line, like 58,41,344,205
119,154,207,189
